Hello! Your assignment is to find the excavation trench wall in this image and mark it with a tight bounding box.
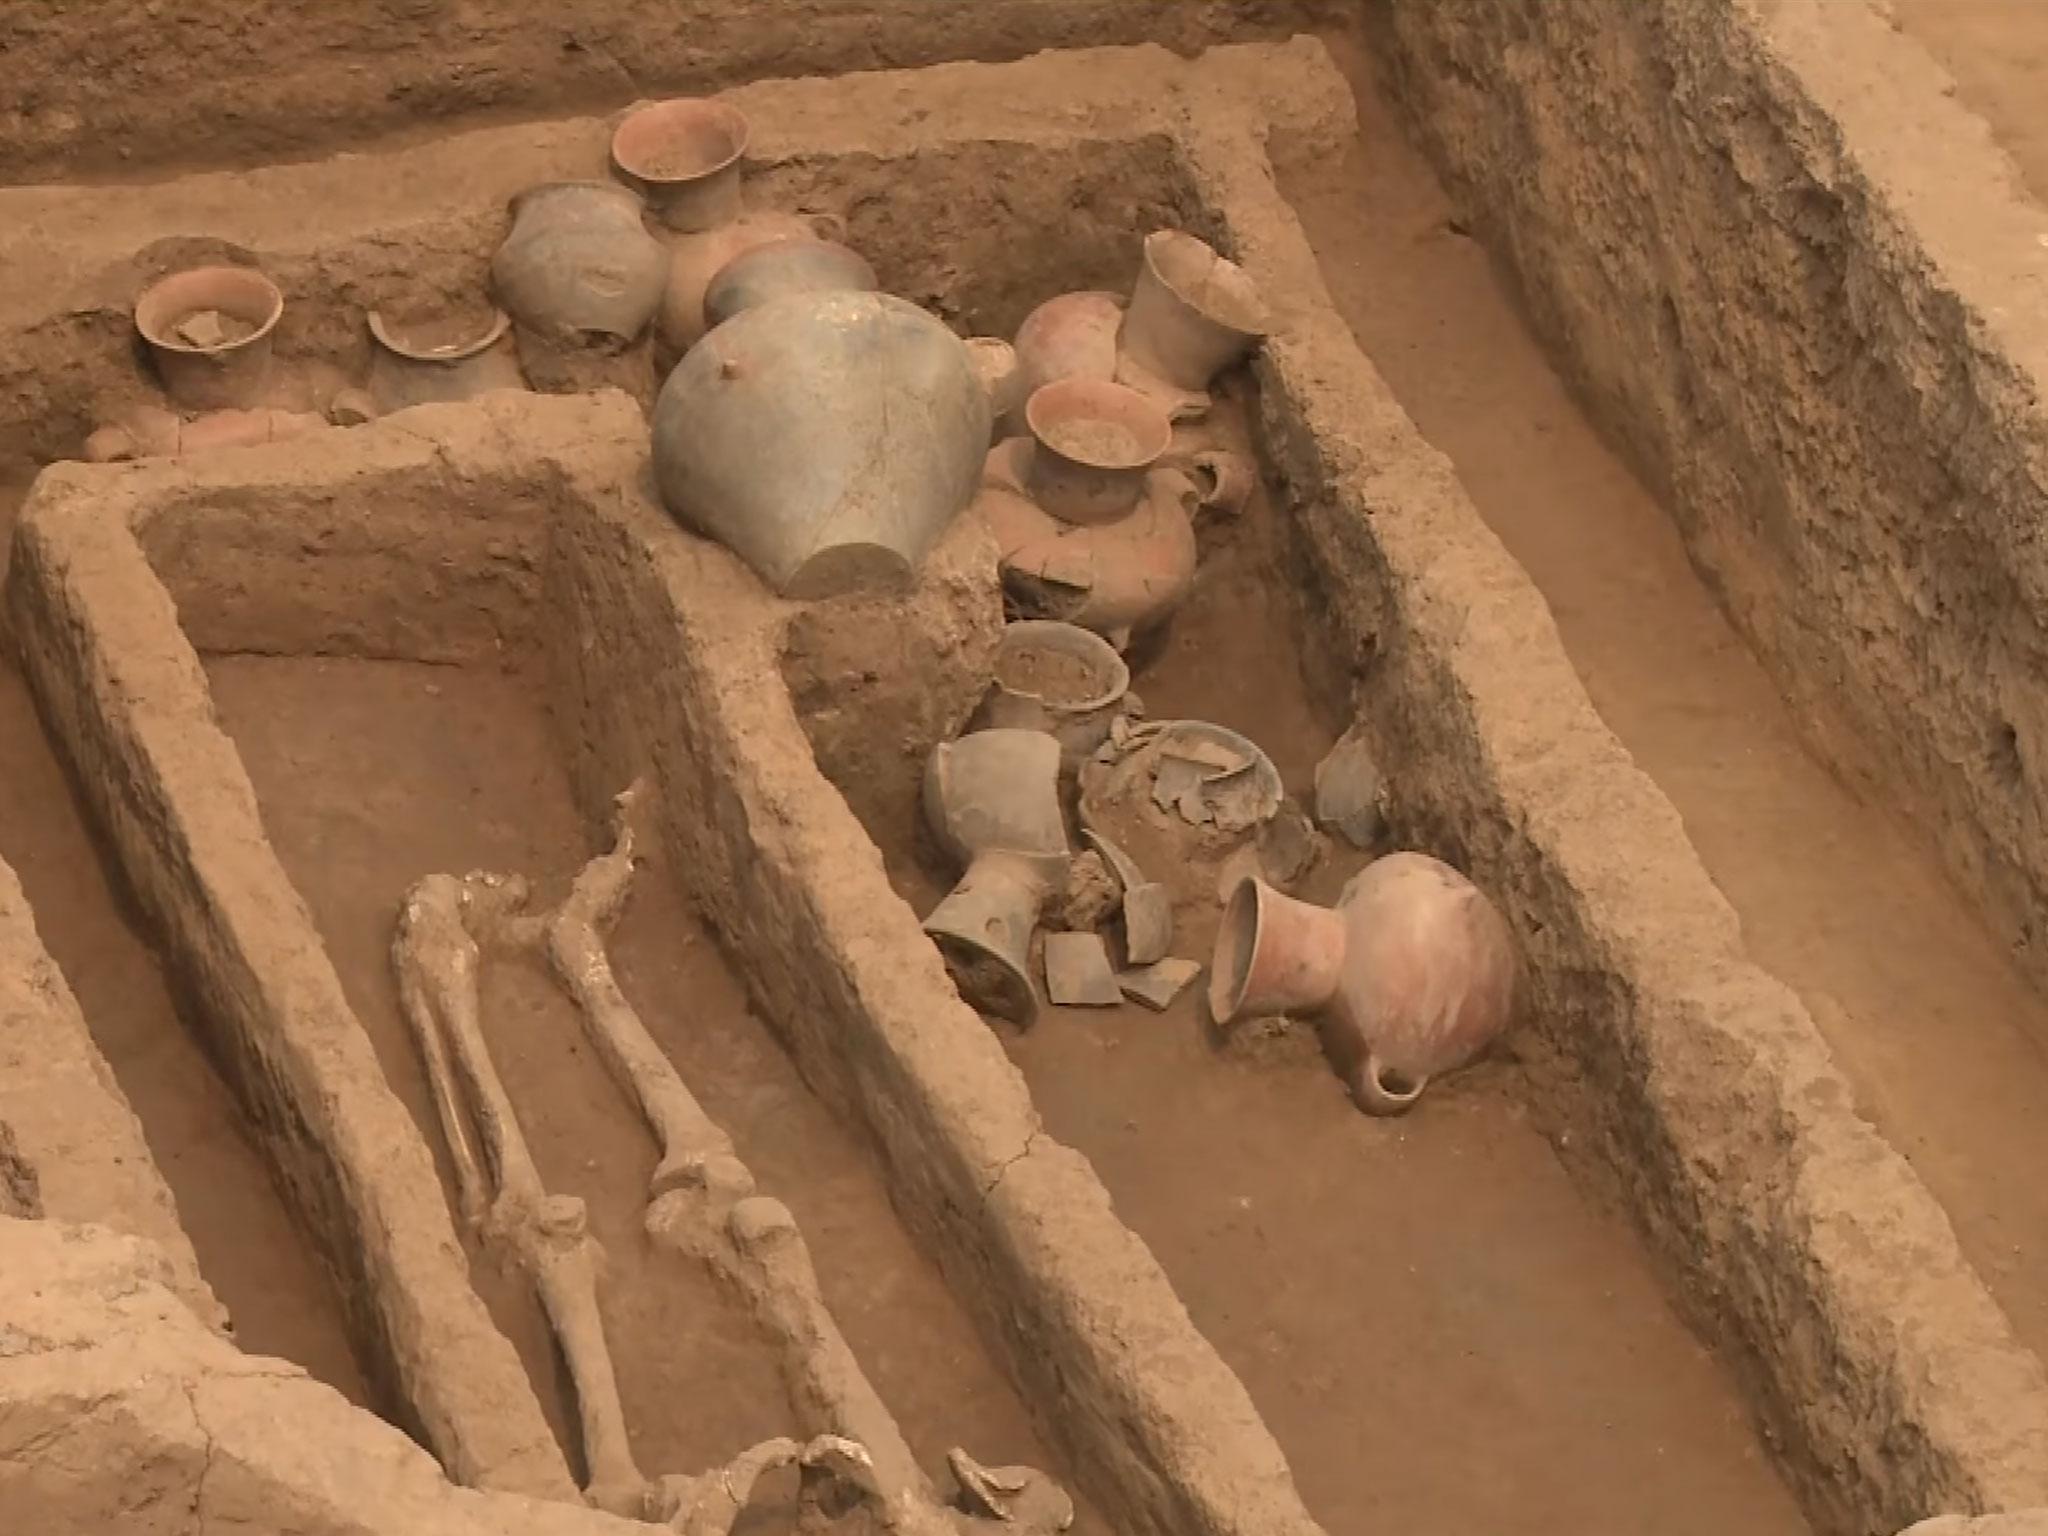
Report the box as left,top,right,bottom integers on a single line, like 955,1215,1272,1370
0,0,1333,181
3,462,575,1503
0,854,221,1328
1179,83,2048,1536
0,1215,642,1536
1363,0,2048,1002
543,407,1330,1536
2,33,2043,1536
10,387,1334,1536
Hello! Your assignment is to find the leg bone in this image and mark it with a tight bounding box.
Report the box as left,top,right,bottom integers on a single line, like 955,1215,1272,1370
394,873,647,1514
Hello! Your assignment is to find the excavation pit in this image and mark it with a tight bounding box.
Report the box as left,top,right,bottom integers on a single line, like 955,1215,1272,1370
1,29,2046,1536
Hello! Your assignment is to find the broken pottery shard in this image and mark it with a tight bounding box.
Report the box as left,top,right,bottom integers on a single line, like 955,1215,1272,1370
1152,753,1211,819
1182,738,1249,774
1315,724,1386,850
1083,828,1140,893
1052,850,1120,932
1258,799,1325,890
1122,881,1174,966
173,308,230,349
1043,932,1121,1007
1118,957,1202,1011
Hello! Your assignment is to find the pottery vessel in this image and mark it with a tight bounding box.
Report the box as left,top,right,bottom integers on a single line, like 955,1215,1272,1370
652,290,990,598
977,620,1131,768
134,265,284,411
1119,230,1269,392
491,181,668,346
1012,290,1122,401
965,338,1025,440
366,307,525,412
1023,379,1173,526
657,211,825,359
977,438,1198,649
611,97,749,232
83,404,327,462
1076,718,1283,920
923,729,1071,1025
1209,853,1517,1114
701,237,877,332
1169,446,1257,519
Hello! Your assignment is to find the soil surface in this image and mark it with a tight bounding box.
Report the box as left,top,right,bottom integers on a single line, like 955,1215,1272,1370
1038,417,1143,467
0,478,368,1403
203,652,1091,1524
864,432,1807,1533
1288,33,2048,1363
1889,0,2048,203
994,641,1105,706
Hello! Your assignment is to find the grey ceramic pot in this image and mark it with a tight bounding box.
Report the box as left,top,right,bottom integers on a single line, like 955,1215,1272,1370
651,290,991,597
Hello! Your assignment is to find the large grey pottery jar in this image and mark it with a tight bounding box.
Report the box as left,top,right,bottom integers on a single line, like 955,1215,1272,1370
652,290,991,598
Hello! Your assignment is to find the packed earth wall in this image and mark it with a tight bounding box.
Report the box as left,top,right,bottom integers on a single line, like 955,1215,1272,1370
3,461,575,1503
2,26,2045,1536
1364,0,2048,1001
0,855,220,1326
0,1216,641,1536
0,0,1335,182
1174,101,2048,1534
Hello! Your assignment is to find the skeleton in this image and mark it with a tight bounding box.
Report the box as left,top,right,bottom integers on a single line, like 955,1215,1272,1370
393,784,1074,1535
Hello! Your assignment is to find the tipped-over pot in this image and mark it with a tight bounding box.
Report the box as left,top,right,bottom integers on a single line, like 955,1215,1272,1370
491,181,668,346
653,290,990,598
1209,853,1516,1114
922,729,1071,1026
1119,230,1268,392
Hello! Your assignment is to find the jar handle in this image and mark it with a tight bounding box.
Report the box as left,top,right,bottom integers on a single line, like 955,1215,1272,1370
1352,1053,1427,1116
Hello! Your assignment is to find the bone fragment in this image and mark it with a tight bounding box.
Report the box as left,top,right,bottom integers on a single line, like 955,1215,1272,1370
393,879,490,1229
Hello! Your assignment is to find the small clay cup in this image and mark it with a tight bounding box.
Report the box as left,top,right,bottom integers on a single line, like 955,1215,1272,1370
134,265,285,411
1023,378,1172,526
611,98,749,232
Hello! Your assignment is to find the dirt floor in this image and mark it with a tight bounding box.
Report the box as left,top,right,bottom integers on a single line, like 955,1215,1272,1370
1889,0,2048,204
0,479,369,1404
1282,32,2048,1367
201,651,1093,1525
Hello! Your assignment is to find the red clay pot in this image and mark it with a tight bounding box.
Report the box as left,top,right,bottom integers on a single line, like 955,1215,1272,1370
1209,853,1517,1114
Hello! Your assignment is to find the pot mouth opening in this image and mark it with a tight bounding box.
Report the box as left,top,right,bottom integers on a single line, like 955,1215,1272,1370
134,266,285,355
1208,876,1263,1023
611,97,750,186
1024,378,1172,470
930,932,1037,1027
368,305,511,363
992,621,1131,715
